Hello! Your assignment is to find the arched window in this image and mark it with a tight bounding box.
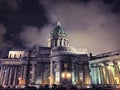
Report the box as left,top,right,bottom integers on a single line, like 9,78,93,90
60,39,62,46
55,39,57,46
20,54,21,58
9,54,12,58
14,54,16,59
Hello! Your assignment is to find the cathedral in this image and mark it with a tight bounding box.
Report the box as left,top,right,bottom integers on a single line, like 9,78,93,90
0,22,120,88
0,22,90,86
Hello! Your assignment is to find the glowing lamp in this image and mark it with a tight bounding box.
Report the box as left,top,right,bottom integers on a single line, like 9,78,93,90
61,70,71,79
107,66,111,69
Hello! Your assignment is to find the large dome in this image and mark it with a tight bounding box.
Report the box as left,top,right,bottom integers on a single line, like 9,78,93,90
51,22,66,36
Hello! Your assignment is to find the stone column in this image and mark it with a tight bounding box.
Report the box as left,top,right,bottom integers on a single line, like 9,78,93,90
101,66,108,84
99,66,104,84
104,64,110,84
57,62,60,84
8,66,13,85
67,40,69,47
90,64,98,84
13,66,17,85
71,62,76,84
114,62,120,84
83,62,91,85
94,67,97,84
97,64,106,85
3,65,10,85
90,65,94,84
96,66,101,84
104,63,115,85
0,65,3,83
0,65,5,84
2,65,6,85
107,64,115,85
75,62,79,84
23,65,27,84
50,60,54,85
32,64,36,84
21,65,24,78
3,65,7,85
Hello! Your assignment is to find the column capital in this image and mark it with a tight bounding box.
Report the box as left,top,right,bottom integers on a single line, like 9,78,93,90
103,61,114,66
97,63,104,66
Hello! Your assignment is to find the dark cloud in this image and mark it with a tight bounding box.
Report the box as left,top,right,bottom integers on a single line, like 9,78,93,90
0,0,120,56
0,23,8,56
40,0,120,55
0,0,49,56
19,25,53,48
111,0,120,13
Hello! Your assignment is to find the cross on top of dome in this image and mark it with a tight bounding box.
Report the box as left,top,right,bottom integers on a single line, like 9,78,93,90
57,21,61,26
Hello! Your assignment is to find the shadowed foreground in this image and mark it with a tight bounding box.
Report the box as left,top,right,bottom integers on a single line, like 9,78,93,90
0,88,120,90
0,87,120,90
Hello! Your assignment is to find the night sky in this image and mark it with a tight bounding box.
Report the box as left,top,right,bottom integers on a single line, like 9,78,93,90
0,0,120,56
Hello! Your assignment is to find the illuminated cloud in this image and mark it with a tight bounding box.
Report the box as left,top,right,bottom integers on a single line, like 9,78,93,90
0,0,120,56
20,25,53,48
40,0,120,54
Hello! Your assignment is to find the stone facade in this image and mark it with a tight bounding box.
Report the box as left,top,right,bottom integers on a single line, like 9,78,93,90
1,22,120,87
0,22,90,86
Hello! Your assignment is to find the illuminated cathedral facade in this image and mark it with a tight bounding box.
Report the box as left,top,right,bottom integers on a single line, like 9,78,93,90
0,22,120,87
0,22,90,86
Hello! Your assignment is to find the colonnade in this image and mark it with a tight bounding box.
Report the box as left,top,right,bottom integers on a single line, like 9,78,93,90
0,64,27,85
90,62,120,85
0,60,51,85
56,38,69,47
50,60,91,85
51,38,69,47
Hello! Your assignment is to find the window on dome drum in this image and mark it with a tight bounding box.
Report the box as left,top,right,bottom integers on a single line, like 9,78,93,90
55,39,57,46
20,54,21,58
14,54,16,58
60,39,62,46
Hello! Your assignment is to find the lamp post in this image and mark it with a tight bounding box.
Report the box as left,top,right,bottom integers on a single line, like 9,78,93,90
61,70,71,79
18,77,25,85
61,70,71,86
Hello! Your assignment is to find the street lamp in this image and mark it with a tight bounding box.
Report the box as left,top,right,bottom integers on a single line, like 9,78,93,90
61,70,71,79
61,70,71,87
107,65,111,69
18,77,25,85
49,76,54,85
114,78,119,84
